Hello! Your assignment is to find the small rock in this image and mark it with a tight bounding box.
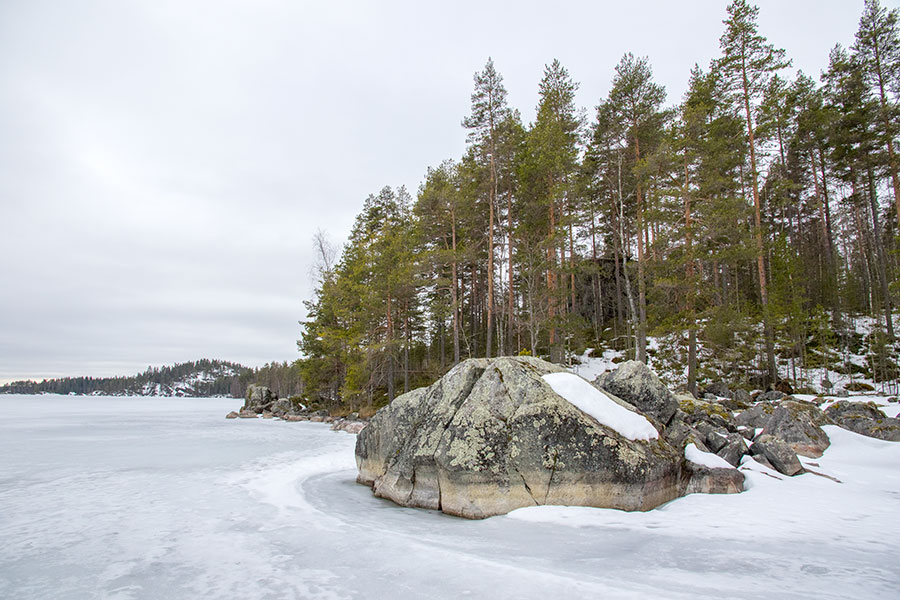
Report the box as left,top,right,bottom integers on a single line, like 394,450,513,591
238,410,258,419
758,390,785,403
716,434,749,467
225,411,239,419
735,403,776,429
749,435,803,476
685,462,744,495
704,429,729,453
701,381,732,399
775,380,794,395
331,419,367,434
733,389,752,405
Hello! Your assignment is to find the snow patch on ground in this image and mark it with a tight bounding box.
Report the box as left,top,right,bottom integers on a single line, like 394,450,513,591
570,348,623,382
542,372,658,441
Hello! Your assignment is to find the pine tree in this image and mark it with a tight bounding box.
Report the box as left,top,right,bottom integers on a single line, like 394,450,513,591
463,59,510,358
854,0,900,227
718,0,791,384
606,53,668,364
519,59,582,362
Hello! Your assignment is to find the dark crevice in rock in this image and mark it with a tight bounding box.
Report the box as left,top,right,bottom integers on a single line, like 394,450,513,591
519,472,539,505
545,450,558,503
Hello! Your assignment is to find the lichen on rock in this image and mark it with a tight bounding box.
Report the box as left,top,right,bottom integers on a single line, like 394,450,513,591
356,356,745,519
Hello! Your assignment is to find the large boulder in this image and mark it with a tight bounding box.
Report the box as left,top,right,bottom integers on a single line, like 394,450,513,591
243,385,277,413
357,357,688,519
824,401,900,441
594,360,679,425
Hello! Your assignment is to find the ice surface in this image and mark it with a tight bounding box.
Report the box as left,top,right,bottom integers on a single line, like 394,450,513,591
542,372,658,441
1,395,899,599
684,443,733,469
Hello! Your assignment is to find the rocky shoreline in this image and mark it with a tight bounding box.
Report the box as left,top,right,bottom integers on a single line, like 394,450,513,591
356,357,900,518
225,384,368,434
225,362,899,519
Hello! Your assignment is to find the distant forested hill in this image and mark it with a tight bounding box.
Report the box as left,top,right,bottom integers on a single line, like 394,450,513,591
0,359,307,398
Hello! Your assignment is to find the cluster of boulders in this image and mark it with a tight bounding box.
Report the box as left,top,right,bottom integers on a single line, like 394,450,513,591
225,385,367,434
680,382,900,476
356,356,900,519
357,357,741,519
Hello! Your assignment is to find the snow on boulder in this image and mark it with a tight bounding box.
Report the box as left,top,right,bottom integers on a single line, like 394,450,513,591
685,443,734,469
542,372,658,441
684,443,745,495
594,360,679,425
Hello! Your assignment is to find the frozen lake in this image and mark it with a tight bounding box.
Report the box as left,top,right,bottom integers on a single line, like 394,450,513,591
1,395,898,599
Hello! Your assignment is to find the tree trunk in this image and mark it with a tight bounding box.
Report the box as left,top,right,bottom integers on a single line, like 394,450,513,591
507,186,515,356
386,293,394,402
870,29,900,228
403,301,410,394
853,196,875,314
741,60,777,385
486,151,496,359
634,136,648,364
684,161,697,397
867,167,895,340
451,211,460,365
548,175,559,362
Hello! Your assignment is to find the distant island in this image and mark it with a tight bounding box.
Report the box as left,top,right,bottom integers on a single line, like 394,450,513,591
1,359,303,399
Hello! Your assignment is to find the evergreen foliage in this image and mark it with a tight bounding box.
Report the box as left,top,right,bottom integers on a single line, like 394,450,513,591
297,1,900,409
1,359,304,399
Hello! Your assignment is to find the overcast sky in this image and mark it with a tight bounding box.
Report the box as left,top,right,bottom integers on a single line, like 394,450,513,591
0,0,887,383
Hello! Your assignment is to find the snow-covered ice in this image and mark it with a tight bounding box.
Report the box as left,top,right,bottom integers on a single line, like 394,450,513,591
542,372,658,441
1,395,899,599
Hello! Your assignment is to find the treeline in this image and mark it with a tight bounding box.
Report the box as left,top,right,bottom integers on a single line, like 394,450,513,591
1,359,305,399
298,0,900,409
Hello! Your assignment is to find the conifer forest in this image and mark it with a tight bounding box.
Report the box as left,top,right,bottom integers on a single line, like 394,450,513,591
297,0,900,409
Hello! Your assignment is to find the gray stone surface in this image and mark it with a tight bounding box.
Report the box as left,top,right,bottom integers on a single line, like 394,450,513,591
735,403,776,429
750,435,803,476
595,360,679,425
824,401,900,441
243,384,277,413
716,433,749,467
684,462,744,495
701,381,732,399
357,357,686,519
759,401,832,458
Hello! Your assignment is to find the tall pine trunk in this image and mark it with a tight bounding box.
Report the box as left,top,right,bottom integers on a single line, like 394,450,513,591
507,186,515,355
684,161,697,397
867,167,895,340
634,136,648,364
741,60,777,385
451,211,460,365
